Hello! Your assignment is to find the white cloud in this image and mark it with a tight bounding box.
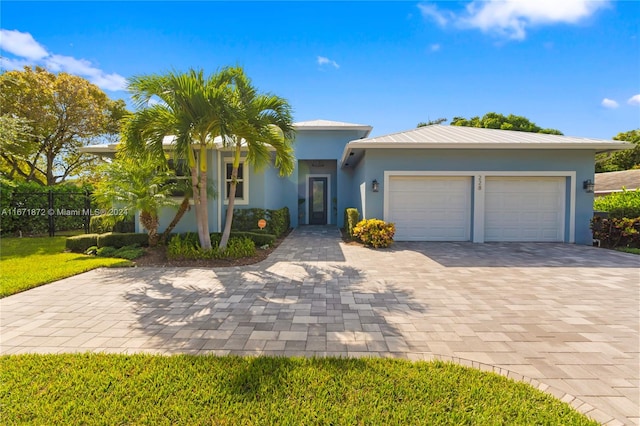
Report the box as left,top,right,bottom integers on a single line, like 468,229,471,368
430,43,441,52
0,29,126,91
418,1,609,40
601,98,619,109
0,29,48,60
317,56,339,69
417,4,450,27
628,94,640,106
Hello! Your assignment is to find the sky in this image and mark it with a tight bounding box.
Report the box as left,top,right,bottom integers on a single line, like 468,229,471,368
1,1,639,140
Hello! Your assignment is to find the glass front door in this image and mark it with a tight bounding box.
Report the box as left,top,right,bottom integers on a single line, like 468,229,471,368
309,177,327,225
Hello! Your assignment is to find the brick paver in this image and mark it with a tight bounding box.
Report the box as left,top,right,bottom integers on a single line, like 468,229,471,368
1,226,638,424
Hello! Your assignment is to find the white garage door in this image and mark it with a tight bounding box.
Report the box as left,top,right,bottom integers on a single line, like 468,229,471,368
485,177,565,242
388,176,471,241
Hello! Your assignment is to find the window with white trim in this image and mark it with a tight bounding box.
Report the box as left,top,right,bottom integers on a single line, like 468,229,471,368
224,160,248,205
167,159,190,198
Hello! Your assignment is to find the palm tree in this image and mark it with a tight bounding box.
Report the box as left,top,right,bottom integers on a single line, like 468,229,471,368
219,67,295,249
125,69,233,249
93,154,176,247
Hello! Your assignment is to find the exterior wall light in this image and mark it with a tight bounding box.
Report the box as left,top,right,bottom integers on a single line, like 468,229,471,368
583,179,595,193
372,179,379,192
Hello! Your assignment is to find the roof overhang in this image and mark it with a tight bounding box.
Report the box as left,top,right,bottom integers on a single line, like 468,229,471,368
340,141,632,168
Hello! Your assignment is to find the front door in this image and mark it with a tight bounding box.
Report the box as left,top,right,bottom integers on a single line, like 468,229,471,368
309,177,328,225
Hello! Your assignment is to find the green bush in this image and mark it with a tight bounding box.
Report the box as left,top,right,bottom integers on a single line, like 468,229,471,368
167,234,256,260
90,215,135,234
65,234,99,252
353,219,395,248
232,231,276,247
97,233,149,249
591,216,640,248
230,207,290,237
344,208,360,237
97,245,145,260
594,189,640,219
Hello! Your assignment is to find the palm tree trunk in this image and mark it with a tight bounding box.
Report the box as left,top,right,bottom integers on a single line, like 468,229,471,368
189,148,206,248
140,210,159,247
160,195,190,244
198,144,212,250
219,144,241,249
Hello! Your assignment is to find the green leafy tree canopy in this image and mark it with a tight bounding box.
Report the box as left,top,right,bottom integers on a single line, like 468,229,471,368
0,66,128,185
595,129,640,173
450,112,563,135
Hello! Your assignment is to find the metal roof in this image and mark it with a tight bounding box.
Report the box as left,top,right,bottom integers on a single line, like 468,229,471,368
341,125,632,168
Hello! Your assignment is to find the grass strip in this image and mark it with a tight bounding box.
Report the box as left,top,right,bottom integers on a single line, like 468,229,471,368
0,236,131,298
0,354,597,425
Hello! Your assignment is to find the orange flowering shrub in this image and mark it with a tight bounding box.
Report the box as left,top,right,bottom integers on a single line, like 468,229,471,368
352,219,395,248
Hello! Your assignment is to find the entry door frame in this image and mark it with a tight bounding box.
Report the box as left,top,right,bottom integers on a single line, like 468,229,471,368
305,173,331,225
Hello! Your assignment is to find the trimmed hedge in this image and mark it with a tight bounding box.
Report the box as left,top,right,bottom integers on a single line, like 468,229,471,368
167,234,256,260
210,231,276,247
89,214,135,234
344,208,360,237
97,233,149,249
594,189,640,219
66,233,149,252
230,207,290,237
66,234,99,252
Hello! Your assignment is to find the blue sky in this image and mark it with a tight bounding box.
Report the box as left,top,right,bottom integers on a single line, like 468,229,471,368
1,1,639,139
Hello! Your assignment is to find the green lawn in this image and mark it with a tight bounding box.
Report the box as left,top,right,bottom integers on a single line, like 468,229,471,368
0,354,597,425
0,236,132,298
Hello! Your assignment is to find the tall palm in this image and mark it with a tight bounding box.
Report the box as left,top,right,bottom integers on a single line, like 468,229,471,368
219,67,295,249
125,69,232,249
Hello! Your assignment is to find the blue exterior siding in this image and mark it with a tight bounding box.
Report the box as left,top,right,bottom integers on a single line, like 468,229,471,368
356,149,595,245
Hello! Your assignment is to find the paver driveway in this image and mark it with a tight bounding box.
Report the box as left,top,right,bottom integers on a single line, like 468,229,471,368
1,226,638,425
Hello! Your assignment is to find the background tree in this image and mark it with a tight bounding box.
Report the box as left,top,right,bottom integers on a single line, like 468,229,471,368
0,66,128,185
219,67,295,249
595,129,640,172
451,112,563,135
93,154,177,246
417,118,447,127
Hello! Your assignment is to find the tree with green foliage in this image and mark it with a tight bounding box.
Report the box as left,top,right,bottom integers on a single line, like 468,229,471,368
595,129,640,172
451,112,563,135
0,66,128,185
219,67,295,249
93,155,177,246
417,118,447,127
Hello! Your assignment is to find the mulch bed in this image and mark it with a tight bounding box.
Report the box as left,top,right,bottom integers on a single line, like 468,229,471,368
133,232,288,268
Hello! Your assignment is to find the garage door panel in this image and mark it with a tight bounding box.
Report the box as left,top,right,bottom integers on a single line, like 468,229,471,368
485,177,564,242
389,176,471,241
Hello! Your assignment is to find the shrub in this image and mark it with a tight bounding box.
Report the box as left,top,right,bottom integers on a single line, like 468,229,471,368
352,219,395,248
594,189,640,219
97,245,144,260
230,207,290,237
167,234,256,260
90,214,135,234
65,234,99,252
97,232,149,249
344,208,360,237
591,216,640,248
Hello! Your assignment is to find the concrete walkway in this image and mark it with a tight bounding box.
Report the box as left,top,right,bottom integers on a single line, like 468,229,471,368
1,226,638,425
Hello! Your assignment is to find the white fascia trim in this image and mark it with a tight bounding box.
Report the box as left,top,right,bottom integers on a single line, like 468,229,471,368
348,142,630,151
383,171,576,243
305,174,332,225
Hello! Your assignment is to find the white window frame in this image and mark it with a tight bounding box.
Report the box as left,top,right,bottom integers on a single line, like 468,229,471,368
224,158,249,205
167,158,193,204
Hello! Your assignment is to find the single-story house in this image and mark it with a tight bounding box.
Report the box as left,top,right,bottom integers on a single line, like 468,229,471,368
84,120,630,245
594,169,640,197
